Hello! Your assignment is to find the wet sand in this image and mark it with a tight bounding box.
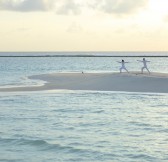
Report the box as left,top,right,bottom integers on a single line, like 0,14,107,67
1,72,168,93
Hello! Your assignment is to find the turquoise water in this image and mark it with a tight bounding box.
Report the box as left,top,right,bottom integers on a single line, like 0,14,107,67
0,53,168,162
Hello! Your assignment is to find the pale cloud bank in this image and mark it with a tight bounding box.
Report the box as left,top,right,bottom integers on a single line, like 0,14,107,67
0,0,148,15
92,0,148,15
0,0,54,11
56,0,81,15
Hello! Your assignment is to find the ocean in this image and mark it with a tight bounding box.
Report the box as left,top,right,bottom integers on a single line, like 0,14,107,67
0,52,168,162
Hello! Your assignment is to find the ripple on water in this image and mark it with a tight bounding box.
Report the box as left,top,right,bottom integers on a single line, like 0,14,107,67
1,91,168,161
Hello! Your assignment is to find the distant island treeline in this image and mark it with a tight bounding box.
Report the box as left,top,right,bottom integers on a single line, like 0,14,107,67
0,52,168,57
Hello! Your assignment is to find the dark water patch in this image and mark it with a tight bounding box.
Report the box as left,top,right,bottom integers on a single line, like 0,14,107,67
18,139,48,147
0,159,22,162
127,121,162,133
92,110,105,113
0,99,15,102
0,138,17,146
128,121,153,127
0,137,103,157
127,153,158,161
0,138,47,147
156,128,168,133
151,104,168,108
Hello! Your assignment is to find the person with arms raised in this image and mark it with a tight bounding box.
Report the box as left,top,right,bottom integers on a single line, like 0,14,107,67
137,58,150,74
117,60,129,73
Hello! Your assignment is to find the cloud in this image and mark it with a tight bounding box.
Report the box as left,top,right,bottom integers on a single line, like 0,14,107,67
0,0,148,16
89,0,148,15
0,0,54,12
56,0,81,15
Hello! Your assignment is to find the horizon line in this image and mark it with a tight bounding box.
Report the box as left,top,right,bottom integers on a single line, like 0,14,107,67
0,51,168,53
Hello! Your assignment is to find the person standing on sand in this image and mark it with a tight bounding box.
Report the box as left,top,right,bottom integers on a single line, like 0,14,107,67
137,58,150,74
117,60,129,73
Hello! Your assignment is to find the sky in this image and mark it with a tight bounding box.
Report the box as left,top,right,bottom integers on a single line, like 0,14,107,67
0,0,168,51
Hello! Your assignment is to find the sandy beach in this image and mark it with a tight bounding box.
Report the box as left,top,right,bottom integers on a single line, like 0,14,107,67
0,72,168,93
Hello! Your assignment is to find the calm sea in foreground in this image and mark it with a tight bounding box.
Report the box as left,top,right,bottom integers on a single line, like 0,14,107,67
0,52,168,162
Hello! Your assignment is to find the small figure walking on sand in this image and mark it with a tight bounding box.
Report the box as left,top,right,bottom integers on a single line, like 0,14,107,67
137,58,150,74
117,60,129,73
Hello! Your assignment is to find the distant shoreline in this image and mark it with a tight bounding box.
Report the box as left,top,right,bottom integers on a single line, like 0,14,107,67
1,55,168,57
0,51,168,57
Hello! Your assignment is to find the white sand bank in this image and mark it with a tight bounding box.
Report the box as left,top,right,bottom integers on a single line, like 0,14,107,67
1,72,168,93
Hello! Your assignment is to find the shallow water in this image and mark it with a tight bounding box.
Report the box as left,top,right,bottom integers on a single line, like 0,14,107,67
0,53,168,161
0,91,168,162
